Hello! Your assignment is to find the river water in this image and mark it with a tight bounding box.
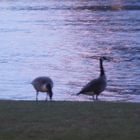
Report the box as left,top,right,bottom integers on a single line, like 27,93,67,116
0,0,140,102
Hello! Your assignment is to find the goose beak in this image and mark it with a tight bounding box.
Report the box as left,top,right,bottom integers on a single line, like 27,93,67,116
104,57,112,62
106,57,111,61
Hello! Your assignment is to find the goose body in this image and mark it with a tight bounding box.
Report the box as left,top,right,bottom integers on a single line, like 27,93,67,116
31,76,53,101
77,57,108,100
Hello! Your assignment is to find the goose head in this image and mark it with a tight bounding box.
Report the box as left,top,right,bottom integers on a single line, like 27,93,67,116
100,56,110,62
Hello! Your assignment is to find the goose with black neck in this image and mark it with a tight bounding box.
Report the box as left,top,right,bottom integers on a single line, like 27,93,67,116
77,56,109,100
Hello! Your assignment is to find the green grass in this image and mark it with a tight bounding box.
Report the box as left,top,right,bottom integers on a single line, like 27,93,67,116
0,100,140,140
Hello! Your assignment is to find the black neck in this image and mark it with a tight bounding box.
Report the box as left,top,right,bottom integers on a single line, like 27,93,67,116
100,59,105,76
46,84,53,100
49,90,53,100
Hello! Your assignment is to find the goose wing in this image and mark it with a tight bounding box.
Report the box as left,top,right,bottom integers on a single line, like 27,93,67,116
32,77,53,88
79,77,106,94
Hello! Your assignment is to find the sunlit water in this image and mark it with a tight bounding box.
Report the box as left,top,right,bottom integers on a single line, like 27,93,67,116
0,0,140,102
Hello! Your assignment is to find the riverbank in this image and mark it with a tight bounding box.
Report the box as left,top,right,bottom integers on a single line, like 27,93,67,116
0,100,140,140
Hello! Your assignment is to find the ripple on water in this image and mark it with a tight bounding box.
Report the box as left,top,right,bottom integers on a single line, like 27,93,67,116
0,0,140,102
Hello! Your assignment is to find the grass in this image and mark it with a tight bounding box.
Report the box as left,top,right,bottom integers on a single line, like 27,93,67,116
0,100,140,140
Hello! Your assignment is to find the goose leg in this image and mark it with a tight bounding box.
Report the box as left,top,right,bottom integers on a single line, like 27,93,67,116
45,93,48,101
36,91,39,101
92,95,95,101
96,95,98,100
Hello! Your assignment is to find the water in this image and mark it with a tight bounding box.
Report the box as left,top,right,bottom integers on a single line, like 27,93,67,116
0,0,140,102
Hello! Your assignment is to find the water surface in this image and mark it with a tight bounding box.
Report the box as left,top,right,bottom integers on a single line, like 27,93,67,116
0,0,140,102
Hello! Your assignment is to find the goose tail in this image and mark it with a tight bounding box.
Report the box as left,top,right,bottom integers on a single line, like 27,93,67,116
77,91,82,95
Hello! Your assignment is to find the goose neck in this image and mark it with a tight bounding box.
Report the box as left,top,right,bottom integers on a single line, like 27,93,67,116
100,59,105,77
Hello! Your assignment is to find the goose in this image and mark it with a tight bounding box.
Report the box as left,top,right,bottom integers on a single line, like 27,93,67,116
77,56,109,100
31,76,53,101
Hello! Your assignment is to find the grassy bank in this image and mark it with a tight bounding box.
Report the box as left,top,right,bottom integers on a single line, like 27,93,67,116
0,100,140,140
